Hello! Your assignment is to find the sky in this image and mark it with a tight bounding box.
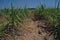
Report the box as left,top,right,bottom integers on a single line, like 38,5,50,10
0,0,59,9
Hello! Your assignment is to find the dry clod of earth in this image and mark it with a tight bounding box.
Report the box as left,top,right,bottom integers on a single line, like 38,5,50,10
0,14,54,40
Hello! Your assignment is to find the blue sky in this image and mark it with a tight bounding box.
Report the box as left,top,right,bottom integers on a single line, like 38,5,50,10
0,0,59,9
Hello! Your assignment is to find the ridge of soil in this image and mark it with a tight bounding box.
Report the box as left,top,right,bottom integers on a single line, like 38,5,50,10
0,13,54,40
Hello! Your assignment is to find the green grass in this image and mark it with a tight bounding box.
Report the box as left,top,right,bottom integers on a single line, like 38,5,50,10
35,5,60,40
0,4,60,40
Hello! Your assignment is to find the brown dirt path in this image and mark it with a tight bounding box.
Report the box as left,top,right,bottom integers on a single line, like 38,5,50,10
0,13,54,40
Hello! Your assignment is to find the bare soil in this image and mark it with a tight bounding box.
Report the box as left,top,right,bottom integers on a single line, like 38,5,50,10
0,13,54,40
